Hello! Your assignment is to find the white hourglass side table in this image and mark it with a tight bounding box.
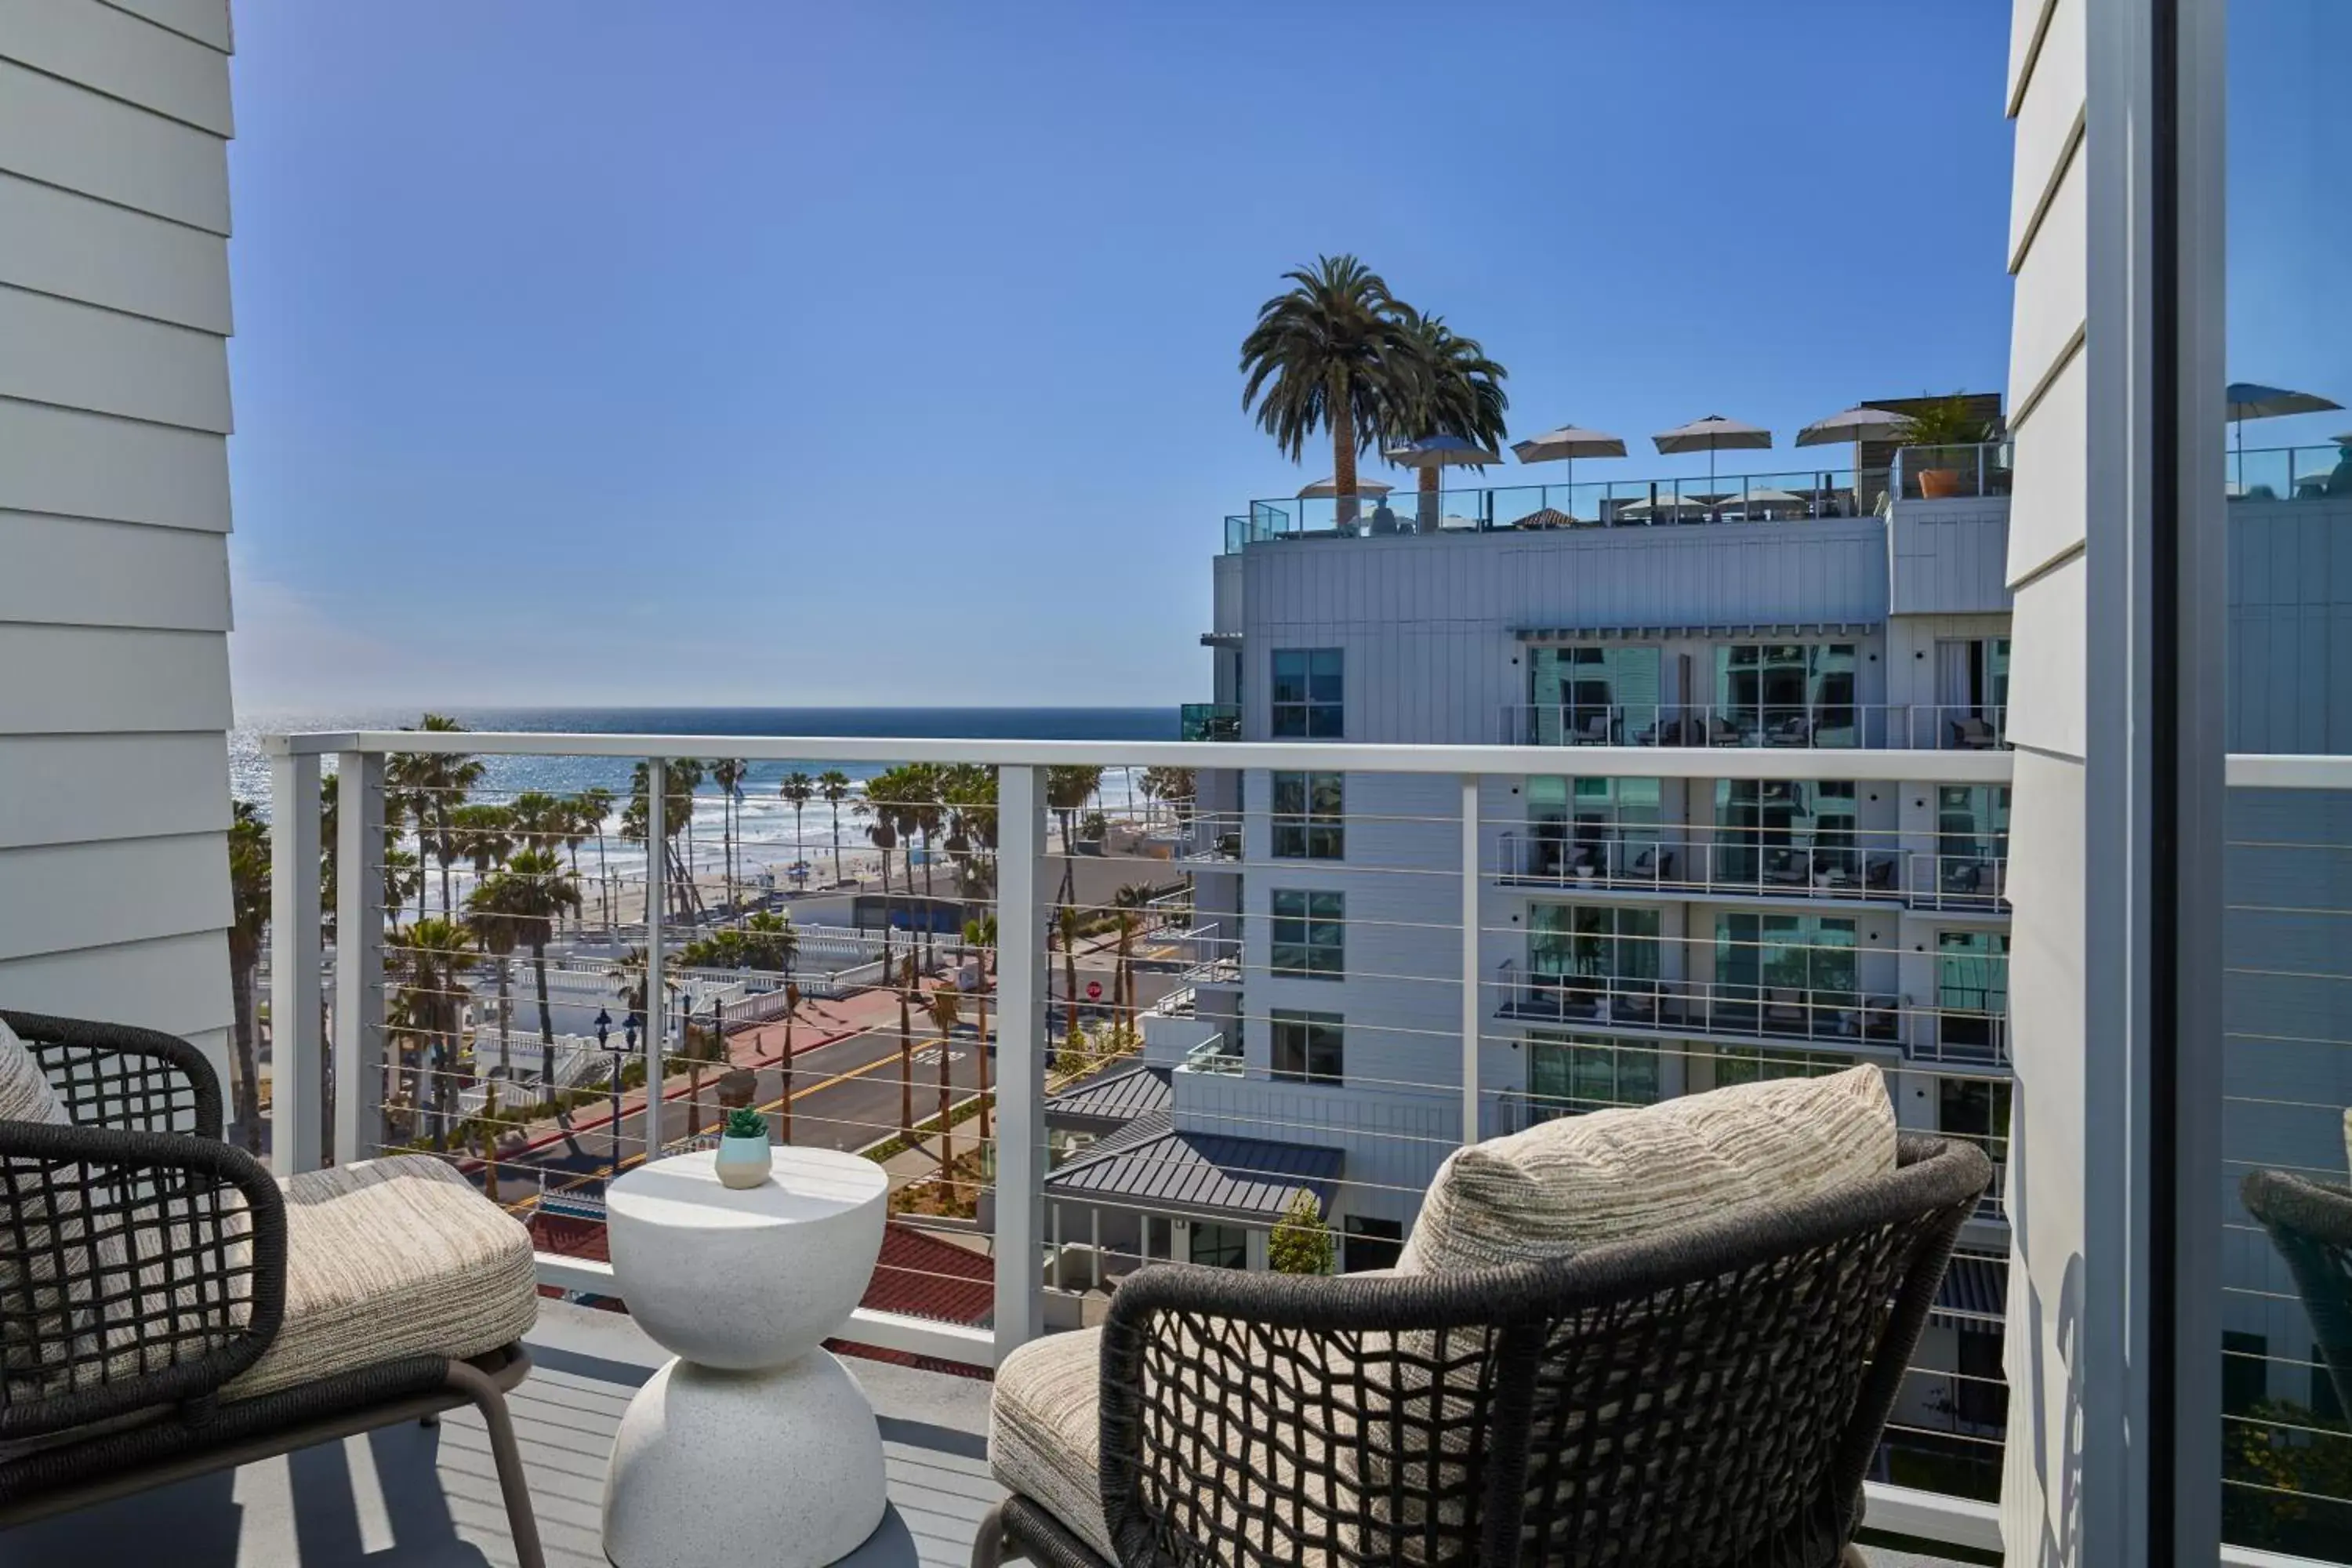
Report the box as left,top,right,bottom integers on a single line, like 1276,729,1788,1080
601,1147,891,1568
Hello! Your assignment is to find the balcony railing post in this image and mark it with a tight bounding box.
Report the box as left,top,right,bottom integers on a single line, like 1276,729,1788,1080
644,758,666,1158
995,764,1047,1357
333,749,385,1167
266,741,324,1176
1461,774,1481,1145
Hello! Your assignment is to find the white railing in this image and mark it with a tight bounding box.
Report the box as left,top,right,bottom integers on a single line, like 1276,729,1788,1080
1498,702,2010,752
263,728,2019,1548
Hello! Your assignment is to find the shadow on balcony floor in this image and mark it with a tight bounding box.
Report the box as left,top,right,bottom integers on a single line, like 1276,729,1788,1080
0,1300,1000,1568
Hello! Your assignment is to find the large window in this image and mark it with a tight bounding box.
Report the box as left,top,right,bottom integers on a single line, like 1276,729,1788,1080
1526,775,1664,882
1271,771,1344,860
1271,648,1343,739
1714,1043,1854,1086
1936,785,2010,899
1341,1216,1403,1273
1269,890,1344,978
1714,913,1858,1007
1715,642,1858,746
1270,1010,1343,1083
1528,905,1661,1014
1937,931,2009,1057
1528,645,1663,745
1188,1223,1247,1270
1713,779,1860,888
1527,1033,1662,1119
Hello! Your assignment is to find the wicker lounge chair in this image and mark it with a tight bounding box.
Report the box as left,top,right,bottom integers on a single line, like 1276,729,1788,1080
0,1011,545,1564
974,1098,1990,1568
2241,1167,2352,1417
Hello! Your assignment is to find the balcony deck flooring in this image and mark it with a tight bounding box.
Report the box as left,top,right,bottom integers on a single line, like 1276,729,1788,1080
0,1299,1000,1568
0,1298,1981,1567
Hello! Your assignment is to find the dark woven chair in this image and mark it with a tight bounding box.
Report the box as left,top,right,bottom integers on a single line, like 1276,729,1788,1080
975,1133,1989,1568
0,1011,544,1565
2241,1168,2352,1417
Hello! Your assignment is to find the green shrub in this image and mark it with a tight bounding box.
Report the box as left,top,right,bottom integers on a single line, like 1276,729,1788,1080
1269,1189,1334,1275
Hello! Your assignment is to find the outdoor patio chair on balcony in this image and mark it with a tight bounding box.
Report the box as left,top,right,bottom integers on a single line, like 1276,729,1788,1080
1570,712,1612,746
1765,988,1811,1033
1708,714,1748,746
974,1066,1991,1568
1864,855,1897,892
1950,717,2000,750
0,1011,545,1565
2241,1163,2352,1417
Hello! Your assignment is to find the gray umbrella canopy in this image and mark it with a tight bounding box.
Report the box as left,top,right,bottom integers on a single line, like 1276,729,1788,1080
1653,414,1772,482
1512,425,1629,464
1383,434,1501,469
1653,414,1773,456
1297,475,1392,499
1795,405,1911,448
2226,383,2342,423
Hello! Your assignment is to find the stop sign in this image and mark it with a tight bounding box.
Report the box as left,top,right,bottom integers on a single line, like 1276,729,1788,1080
1085,980,1102,1000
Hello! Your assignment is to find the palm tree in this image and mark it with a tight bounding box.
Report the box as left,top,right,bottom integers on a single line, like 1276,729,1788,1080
389,715,484,923
382,845,423,924
1240,256,1421,529
711,759,749,911
779,979,800,1146
778,771,815,889
941,764,996,896
818,771,852,886
670,758,708,912
856,769,910,986
575,786,617,932
1388,304,1510,526
1044,766,1103,909
225,800,269,1153
1112,882,1154,1021
925,985,961,1178
895,953,918,1144
962,915,996,1142
447,801,515,896
498,848,583,1076
1140,766,1197,826
622,763,698,923
1054,902,1083,1064
394,917,474,1143
463,883,527,1205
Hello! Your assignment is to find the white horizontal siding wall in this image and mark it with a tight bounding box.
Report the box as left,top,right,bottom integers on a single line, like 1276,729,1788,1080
1888,498,2016,615
0,0,237,1065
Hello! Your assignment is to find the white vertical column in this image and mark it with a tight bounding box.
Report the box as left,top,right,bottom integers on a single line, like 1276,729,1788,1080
644,760,666,1160
1461,773,1482,1145
993,764,1046,1357
267,742,323,1176
333,750,386,1167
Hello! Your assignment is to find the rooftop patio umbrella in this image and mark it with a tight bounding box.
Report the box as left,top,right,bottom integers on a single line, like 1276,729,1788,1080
1511,424,1628,489
1794,405,1911,447
1653,415,1773,485
2226,383,2343,487
1297,475,1392,499
1386,434,1502,531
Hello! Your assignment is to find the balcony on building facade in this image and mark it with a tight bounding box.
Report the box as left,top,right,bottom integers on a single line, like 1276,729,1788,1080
1490,962,1910,1051
1178,700,1240,741
1495,826,2007,914
1499,701,2009,751
1889,441,2016,500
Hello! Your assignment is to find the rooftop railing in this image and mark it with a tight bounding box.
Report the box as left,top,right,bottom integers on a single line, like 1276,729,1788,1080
1499,701,2009,752
257,727,2031,1552
1889,441,2016,501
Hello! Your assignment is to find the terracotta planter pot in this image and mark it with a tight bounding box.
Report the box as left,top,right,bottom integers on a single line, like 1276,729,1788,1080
1917,467,1963,499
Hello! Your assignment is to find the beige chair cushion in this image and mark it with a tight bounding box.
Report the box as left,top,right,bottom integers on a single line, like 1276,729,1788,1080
992,1326,1115,1557
224,1155,537,1400
1400,1063,1896,1272
0,1017,68,1127
991,1320,1370,1564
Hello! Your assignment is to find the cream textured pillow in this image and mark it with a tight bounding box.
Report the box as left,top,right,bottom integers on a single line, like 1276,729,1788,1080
0,1016,69,1126
1399,1063,1896,1273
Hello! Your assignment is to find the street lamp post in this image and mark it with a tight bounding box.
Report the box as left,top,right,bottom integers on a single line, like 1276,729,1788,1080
615,1009,635,1178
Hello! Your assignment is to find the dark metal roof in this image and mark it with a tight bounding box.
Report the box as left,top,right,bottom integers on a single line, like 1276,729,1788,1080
1930,1252,2007,1332
1044,1111,1345,1222
1514,620,1879,644
1044,1065,1173,1127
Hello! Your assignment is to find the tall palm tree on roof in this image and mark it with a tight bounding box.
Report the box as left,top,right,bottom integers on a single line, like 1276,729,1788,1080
1240,255,1421,530
1388,304,1511,516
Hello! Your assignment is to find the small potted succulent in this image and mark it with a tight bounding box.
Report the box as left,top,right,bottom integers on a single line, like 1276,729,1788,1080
1896,393,1997,498
714,1105,772,1189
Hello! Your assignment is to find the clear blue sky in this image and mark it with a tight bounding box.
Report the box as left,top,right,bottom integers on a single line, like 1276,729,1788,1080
223,1,2020,713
